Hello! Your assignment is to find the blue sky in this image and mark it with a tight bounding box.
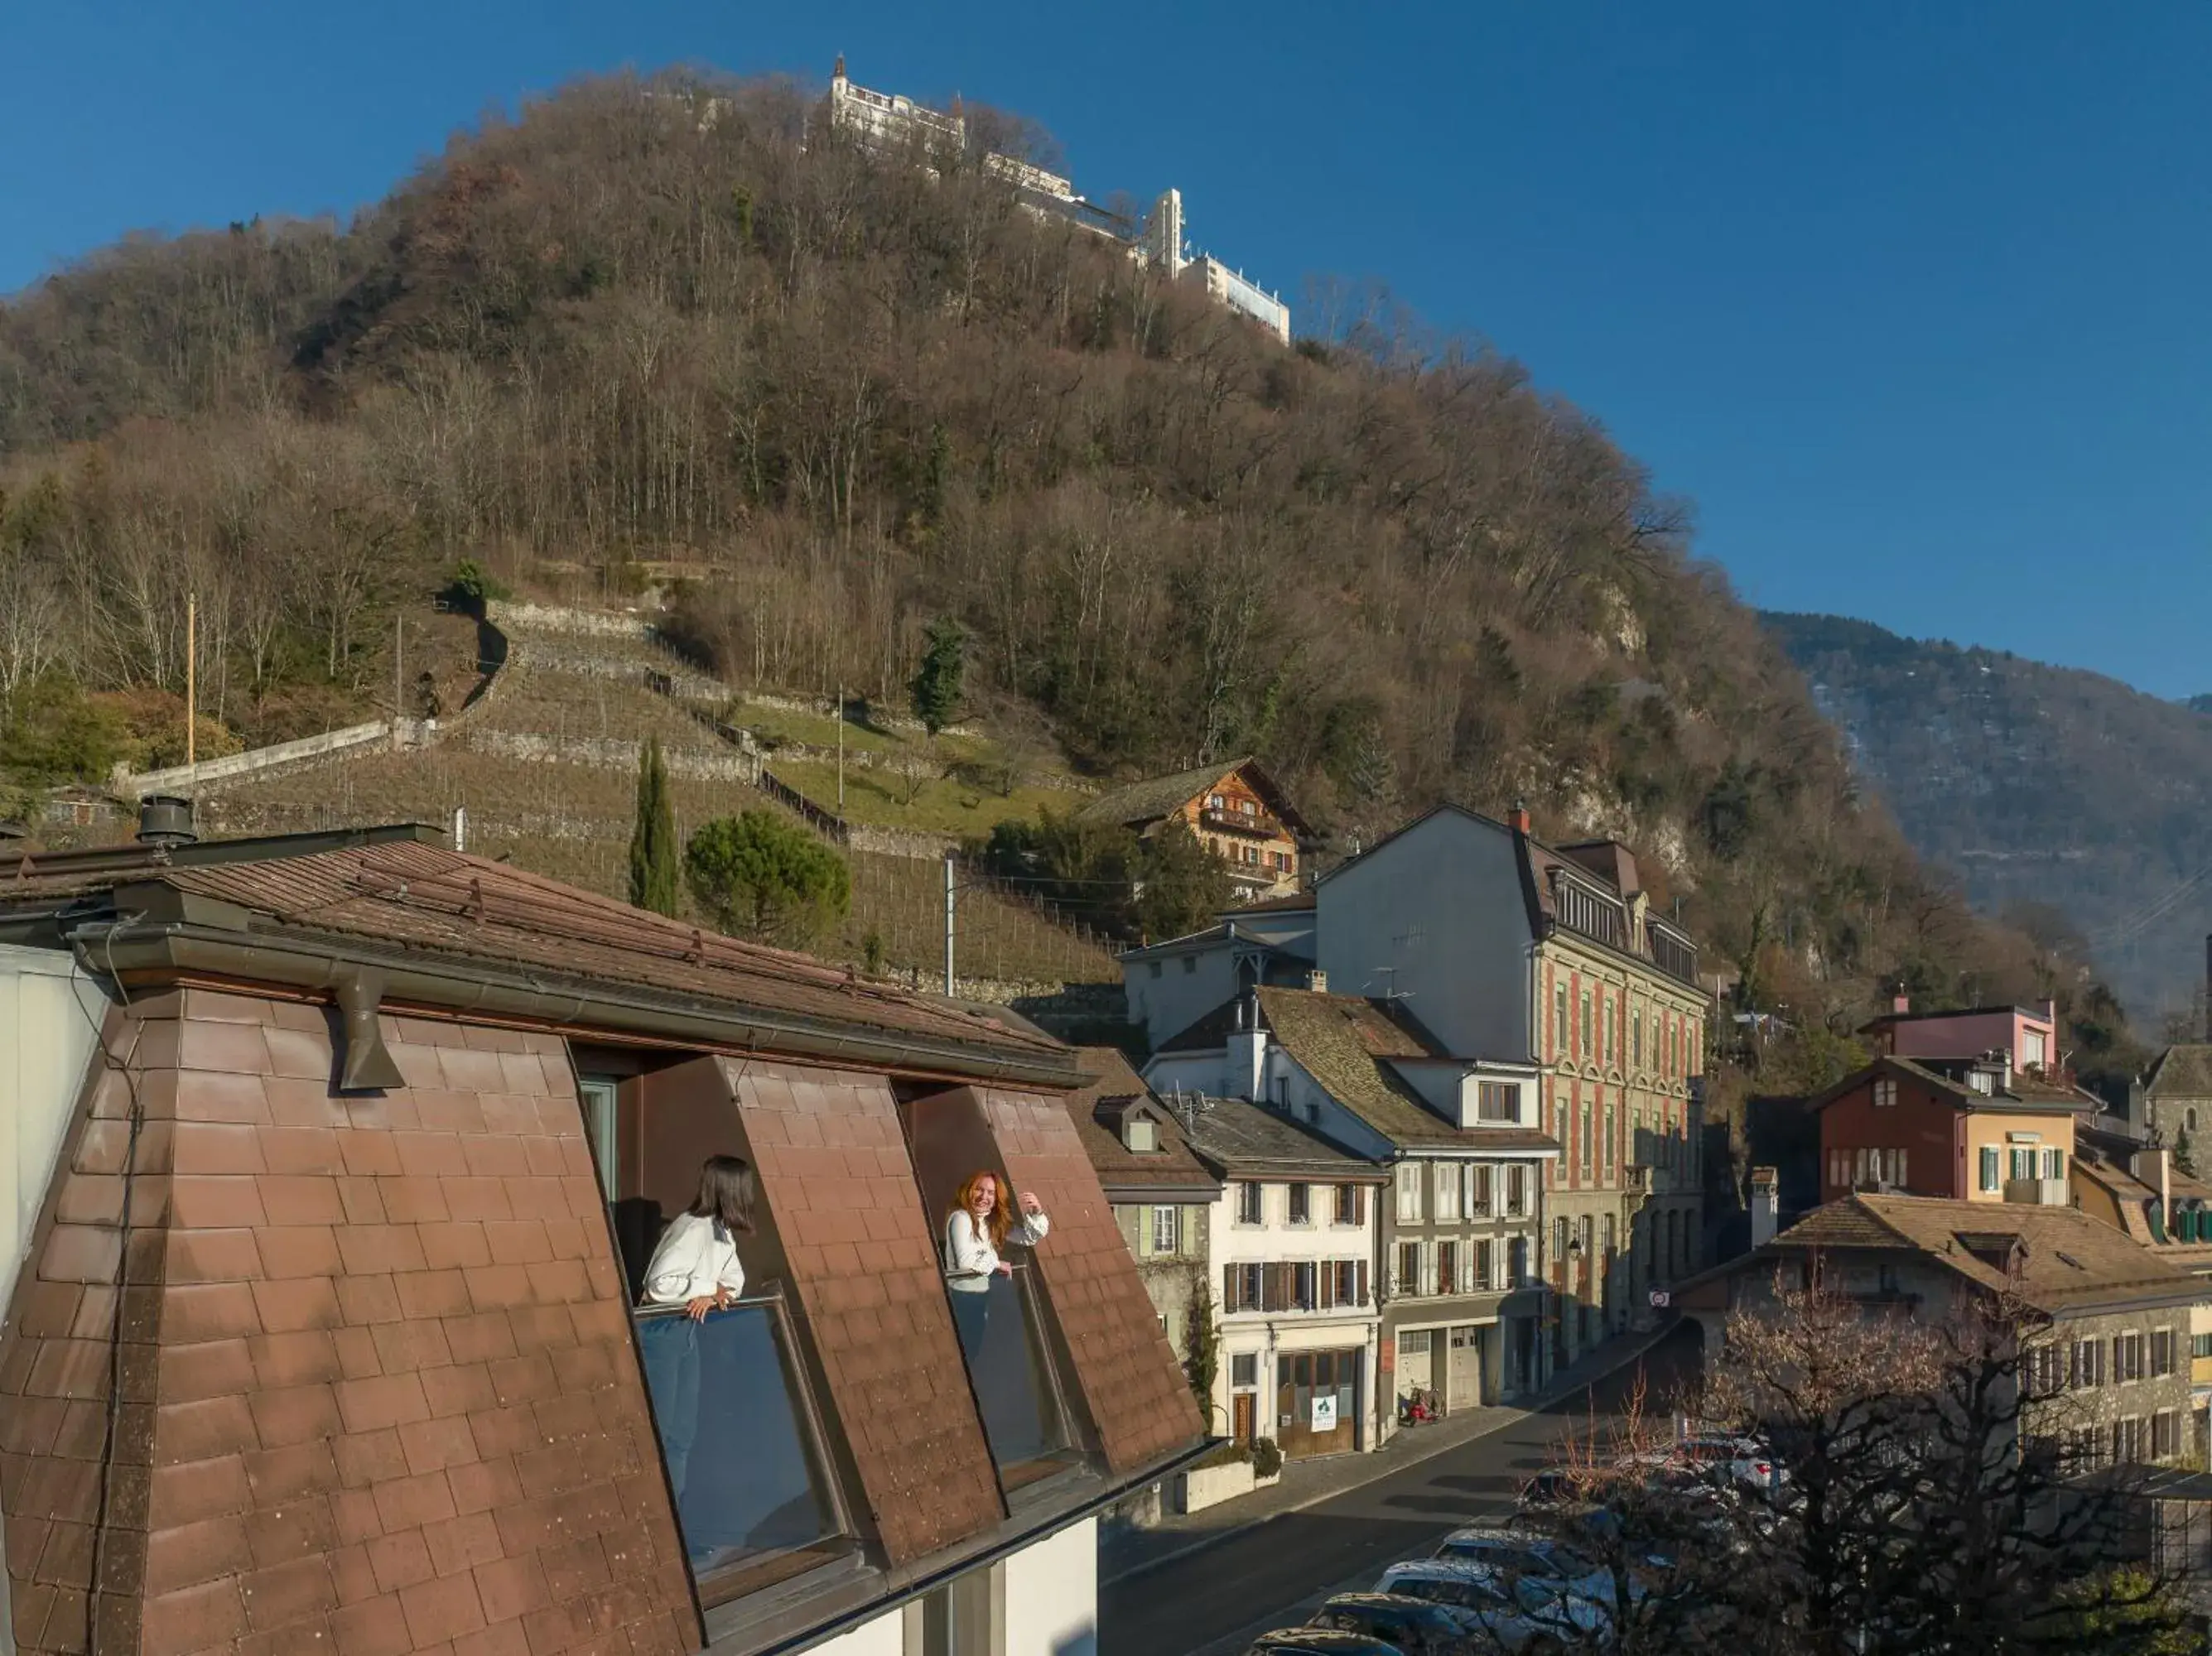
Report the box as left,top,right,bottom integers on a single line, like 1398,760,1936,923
5,2,2208,698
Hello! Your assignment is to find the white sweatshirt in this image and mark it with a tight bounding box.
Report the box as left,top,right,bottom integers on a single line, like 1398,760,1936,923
943,1206,1049,1293
643,1212,748,1307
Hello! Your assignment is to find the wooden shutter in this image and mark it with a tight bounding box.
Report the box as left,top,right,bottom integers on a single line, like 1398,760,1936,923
1356,1259,1370,1307
1224,1264,1241,1312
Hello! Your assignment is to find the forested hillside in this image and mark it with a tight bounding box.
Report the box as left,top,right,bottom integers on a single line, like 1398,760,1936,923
1766,611,2212,1031
0,71,2136,1069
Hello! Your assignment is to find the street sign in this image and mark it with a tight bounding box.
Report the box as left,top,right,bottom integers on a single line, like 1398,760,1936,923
1649,1290,1670,1309
1312,1394,1338,1431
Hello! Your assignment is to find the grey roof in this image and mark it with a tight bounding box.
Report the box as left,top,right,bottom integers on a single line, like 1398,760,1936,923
1176,1093,1386,1180
2146,1047,2212,1100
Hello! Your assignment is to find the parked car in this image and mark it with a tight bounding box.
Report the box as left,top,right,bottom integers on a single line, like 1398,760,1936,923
1374,1558,1602,1651
1671,1432,1788,1500
1242,1630,1405,1656
1307,1592,1467,1655
1433,1524,1636,1610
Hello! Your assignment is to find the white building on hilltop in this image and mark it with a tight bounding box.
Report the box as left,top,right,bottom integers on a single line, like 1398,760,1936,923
826,60,1291,341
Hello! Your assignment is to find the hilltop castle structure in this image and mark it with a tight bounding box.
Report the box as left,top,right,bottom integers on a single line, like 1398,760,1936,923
826,57,1292,343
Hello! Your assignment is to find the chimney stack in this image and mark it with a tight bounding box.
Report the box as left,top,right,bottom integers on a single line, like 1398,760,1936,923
1892,992,1911,1015
136,794,197,849
1749,1167,1779,1249
1507,801,1532,835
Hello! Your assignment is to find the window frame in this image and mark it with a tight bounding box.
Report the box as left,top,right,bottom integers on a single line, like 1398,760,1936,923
1150,1205,1181,1256
1395,1161,1424,1224
1288,1182,1312,1226
1236,1182,1265,1226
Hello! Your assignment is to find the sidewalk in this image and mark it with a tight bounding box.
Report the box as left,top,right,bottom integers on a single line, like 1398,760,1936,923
1101,1321,1677,1587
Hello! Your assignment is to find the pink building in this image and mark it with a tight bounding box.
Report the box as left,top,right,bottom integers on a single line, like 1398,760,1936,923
1861,999,2060,1074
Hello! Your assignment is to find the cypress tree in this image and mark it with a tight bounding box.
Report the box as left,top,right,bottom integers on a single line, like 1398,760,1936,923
628,734,678,916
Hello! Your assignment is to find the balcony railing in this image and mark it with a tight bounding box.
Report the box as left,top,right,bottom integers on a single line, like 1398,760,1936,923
943,1264,1072,1480
1198,806,1283,839
634,1293,849,1596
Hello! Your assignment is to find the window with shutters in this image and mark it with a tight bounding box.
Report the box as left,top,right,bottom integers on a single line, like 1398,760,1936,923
1396,1243,1422,1297
1236,1182,1264,1225
2155,1409,2181,1461
1395,1162,1424,1223
2152,1329,2178,1376
1475,1238,1496,1292
2041,1148,2065,1180
1505,1163,1529,1217
2117,1331,2146,1384
2113,1416,2145,1464
2010,1147,2036,1182
1288,1183,1311,1225
1437,1242,1458,1295
1579,1101,1593,1173
1979,1148,2002,1193
1434,1164,1461,1223
1468,1164,1494,1217
1293,1262,1318,1311
1333,1183,1361,1224
2026,1344,2065,1396
1602,1102,1615,1172
1333,1260,1360,1306
1579,991,1593,1057
1632,1011,1643,1070
2072,1337,2107,1388
1151,1206,1181,1256
1554,984,1569,1056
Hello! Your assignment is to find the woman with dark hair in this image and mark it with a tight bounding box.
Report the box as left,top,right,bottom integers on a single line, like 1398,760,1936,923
644,1154,755,1317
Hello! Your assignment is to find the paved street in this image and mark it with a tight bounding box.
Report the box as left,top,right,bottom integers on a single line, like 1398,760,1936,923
1100,1323,1704,1656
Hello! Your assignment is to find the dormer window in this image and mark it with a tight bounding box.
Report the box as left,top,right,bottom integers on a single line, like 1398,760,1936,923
1968,1071,1995,1095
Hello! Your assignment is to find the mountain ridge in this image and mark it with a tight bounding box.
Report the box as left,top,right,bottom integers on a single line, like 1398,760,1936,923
1762,609,2212,1027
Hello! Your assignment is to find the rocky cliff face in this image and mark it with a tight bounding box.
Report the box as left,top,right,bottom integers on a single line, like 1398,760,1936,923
1763,612,2212,1025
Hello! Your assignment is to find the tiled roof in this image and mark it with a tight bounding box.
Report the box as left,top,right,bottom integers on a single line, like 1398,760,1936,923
4,835,1070,1077
717,1059,1005,1563
0,989,700,1656
1256,988,1492,1151
1062,1048,1221,1197
1810,1057,2097,1117
973,1087,1207,1475
1772,1193,2203,1315
1179,1094,1385,1180
2146,1046,2212,1100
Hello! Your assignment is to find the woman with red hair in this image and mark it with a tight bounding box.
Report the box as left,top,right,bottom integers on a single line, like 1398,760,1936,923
942,1168,1048,1291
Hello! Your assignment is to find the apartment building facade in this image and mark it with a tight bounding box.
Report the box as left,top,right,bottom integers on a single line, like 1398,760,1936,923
1682,1193,2200,1468
1146,986,1556,1436
1178,1094,1386,1457
1315,806,1704,1369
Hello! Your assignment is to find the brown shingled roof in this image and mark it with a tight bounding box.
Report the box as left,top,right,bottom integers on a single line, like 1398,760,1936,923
1772,1193,2203,1316
6,834,1068,1075
1255,987,1559,1153
1062,1048,1222,1199
1074,758,1311,836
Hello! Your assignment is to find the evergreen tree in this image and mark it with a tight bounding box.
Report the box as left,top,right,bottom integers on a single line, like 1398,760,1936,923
627,734,678,916
684,810,851,947
908,619,967,739
2175,1125,2196,1178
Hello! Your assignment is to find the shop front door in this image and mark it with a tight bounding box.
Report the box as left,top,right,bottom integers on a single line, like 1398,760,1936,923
1277,1350,1360,1458
1446,1325,1483,1412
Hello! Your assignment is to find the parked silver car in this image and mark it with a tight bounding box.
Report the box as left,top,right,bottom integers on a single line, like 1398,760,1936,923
1374,1558,1603,1651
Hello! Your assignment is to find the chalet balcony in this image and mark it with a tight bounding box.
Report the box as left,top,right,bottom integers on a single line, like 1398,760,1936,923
1198,806,1285,839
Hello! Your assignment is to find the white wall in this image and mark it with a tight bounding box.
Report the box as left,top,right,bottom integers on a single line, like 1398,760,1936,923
1,945,105,1317
1002,1516,1097,1656
0,943,105,1656
808,1608,905,1656
1317,812,1535,1061
1125,943,1239,1053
